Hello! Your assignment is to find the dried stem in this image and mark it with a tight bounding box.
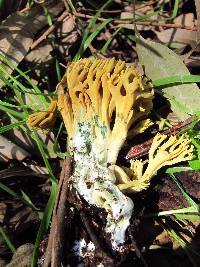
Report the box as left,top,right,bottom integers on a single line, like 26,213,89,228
30,8,196,51
73,12,197,31
44,157,72,267
31,10,69,50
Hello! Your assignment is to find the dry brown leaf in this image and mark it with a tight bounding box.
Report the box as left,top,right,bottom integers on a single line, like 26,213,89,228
5,127,58,159
0,135,30,162
6,244,34,267
0,258,6,267
121,2,156,31
184,56,200,68
174,13,195,27
120,11,154,31
0,166,48,180
154,28,196,48
153,228,171,247
0,1,64,87
154,13,195,49
25,42,53,66
22,162,48,175
56,15,78,58
25,15,78,74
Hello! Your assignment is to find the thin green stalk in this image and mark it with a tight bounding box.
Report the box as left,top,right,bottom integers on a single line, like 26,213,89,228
31,181,57,267
0,181,38,211
0,105,25,119
0,226,16,253
153,75,200,87
0,54,46,101
73,0,112,61
0,119,27,134
101,27,121,53
0,0,5,9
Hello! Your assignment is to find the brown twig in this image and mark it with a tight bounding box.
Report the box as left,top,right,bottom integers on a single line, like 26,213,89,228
126,115,197,160
73,12,197,31
30,10,69,50
44,157,72,267
20,7,30,13
62,0,70,11
30,8,196,51
129,21,196,31
80,1,157,13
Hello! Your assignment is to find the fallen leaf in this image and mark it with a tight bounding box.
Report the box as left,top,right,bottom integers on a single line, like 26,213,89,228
3,95,60,158
22,162,48,175
0,258,6,266
5,126,58,159
176,171,200,200
0,166,48,180
25,42,53,66
136,37,200,120
0,135,30,162
155,176,188,210
0,1,64,88
56,15,79,58
154,28,196,49
185,55,200,69
6,243,33,267
120,11,155,31
174,13,195,27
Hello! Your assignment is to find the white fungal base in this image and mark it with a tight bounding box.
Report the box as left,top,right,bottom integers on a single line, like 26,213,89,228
72,239,95,258
70,122,134,250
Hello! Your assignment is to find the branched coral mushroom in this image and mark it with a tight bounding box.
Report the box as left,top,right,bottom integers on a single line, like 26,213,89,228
114,133,193,193
28,58,193,249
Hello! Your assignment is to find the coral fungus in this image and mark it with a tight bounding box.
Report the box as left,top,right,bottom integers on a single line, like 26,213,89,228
28,58,193,249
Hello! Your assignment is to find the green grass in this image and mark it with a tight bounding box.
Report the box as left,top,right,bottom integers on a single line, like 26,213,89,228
162,220,200,266
0,52,58,264
0,226,16,254
73,0,113,61
144,165,200,265
153,75,200,87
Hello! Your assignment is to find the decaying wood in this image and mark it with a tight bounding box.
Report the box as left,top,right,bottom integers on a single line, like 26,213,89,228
44,157,72,267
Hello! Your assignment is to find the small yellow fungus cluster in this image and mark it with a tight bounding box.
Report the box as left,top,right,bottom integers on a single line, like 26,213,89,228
113,133,193,193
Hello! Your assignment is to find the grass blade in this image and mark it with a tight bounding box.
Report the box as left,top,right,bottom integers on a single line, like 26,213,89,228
84,18,112,51
31,181,57,267
0,226,16,253
73,0,112,61
153,75,200,87
0,119,26,134
0,104,25,119
101,27,121,53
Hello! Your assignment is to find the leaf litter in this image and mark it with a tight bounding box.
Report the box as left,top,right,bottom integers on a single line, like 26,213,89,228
0,1,200,267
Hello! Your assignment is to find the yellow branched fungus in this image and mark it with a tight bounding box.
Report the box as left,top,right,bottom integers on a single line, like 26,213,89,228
28,58,193,249
116,133,194,193
28,58,154,163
